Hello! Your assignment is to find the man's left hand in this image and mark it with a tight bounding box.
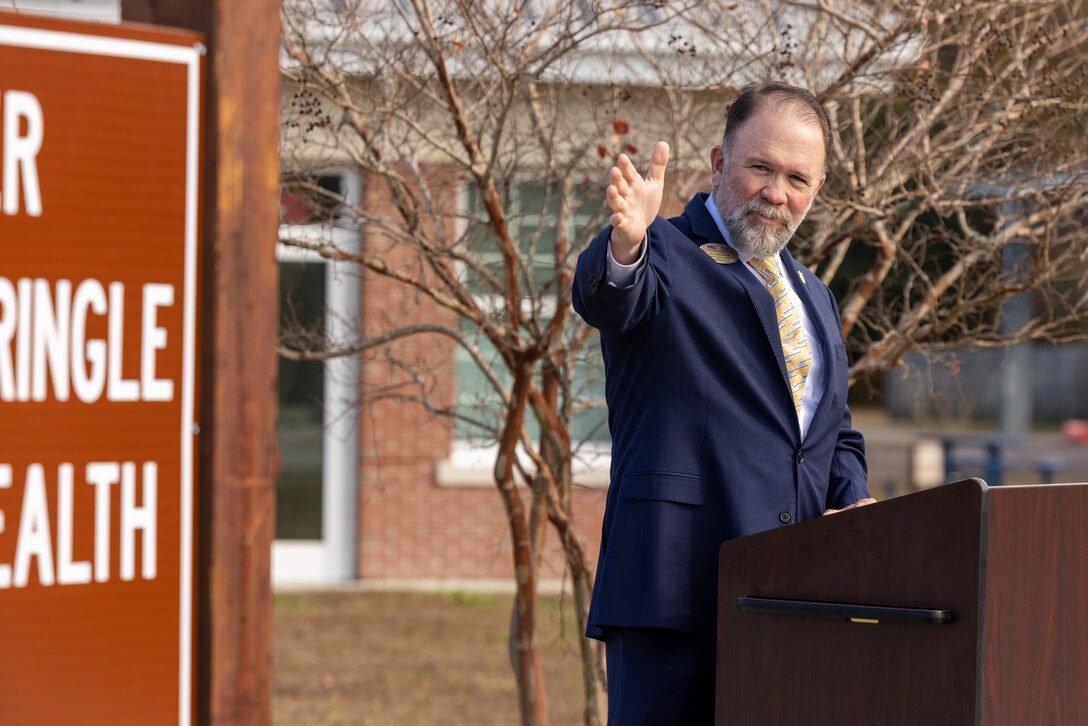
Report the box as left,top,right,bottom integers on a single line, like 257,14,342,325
822,498,877,516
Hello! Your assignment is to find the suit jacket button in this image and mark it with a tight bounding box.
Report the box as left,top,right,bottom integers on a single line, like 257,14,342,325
779,511,792,523
796,449,806,464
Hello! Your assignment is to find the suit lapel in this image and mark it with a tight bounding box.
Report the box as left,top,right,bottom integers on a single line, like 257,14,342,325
683,197,792,395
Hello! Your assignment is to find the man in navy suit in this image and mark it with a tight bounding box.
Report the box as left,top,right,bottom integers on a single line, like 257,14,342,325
572,82,875,724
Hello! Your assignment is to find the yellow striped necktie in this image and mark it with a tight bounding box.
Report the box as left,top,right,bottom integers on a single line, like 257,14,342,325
749,256,813,420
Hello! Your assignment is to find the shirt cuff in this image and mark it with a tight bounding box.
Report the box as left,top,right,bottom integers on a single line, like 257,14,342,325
606,234,647,288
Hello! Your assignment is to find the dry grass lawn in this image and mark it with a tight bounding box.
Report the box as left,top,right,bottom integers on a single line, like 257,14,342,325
273,590,597,725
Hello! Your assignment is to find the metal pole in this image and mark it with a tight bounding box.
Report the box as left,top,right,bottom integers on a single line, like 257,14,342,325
999,201,1033,438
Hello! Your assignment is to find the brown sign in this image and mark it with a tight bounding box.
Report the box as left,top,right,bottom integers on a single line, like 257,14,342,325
0,12,203,725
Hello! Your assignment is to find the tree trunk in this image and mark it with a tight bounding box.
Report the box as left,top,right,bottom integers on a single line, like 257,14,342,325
509,584,548,726
572,563,604,726
496,367,548,725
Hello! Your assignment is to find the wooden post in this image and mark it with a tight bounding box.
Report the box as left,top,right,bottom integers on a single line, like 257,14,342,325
121,1,280,724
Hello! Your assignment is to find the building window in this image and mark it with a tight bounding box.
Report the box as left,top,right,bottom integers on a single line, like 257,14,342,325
446,179,610,483
276,260,326,539
281,171,344,225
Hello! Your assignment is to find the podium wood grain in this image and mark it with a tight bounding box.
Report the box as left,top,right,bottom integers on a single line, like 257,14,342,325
716,479,1088,725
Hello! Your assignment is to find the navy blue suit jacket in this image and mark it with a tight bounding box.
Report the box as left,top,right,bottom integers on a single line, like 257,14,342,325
573,194,869,640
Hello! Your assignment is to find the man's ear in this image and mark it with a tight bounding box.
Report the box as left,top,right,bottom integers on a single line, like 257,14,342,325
710,145,725,187
816,174,826,193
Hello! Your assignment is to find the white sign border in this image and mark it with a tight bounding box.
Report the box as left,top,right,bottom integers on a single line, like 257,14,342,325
0,21,202,726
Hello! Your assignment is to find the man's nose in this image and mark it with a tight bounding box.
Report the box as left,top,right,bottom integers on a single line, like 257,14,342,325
760,177,788,206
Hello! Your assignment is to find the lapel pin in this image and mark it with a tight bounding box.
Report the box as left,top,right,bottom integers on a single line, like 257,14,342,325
797,270,807,285
699,243,739,264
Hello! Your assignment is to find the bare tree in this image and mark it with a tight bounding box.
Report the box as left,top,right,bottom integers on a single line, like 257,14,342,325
279,1,1088,723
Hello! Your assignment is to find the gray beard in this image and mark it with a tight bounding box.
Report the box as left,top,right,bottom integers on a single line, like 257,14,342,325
724,202,796,260
713,187,800,260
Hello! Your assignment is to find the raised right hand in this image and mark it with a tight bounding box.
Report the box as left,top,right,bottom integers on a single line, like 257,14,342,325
607,141,670,264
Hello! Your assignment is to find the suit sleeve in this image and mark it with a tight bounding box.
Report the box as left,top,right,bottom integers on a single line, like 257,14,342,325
572,217,673,337
826,405,870,509
823,290,871,509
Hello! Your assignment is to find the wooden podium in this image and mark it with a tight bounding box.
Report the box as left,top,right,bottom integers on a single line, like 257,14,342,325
716,479,1088,725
